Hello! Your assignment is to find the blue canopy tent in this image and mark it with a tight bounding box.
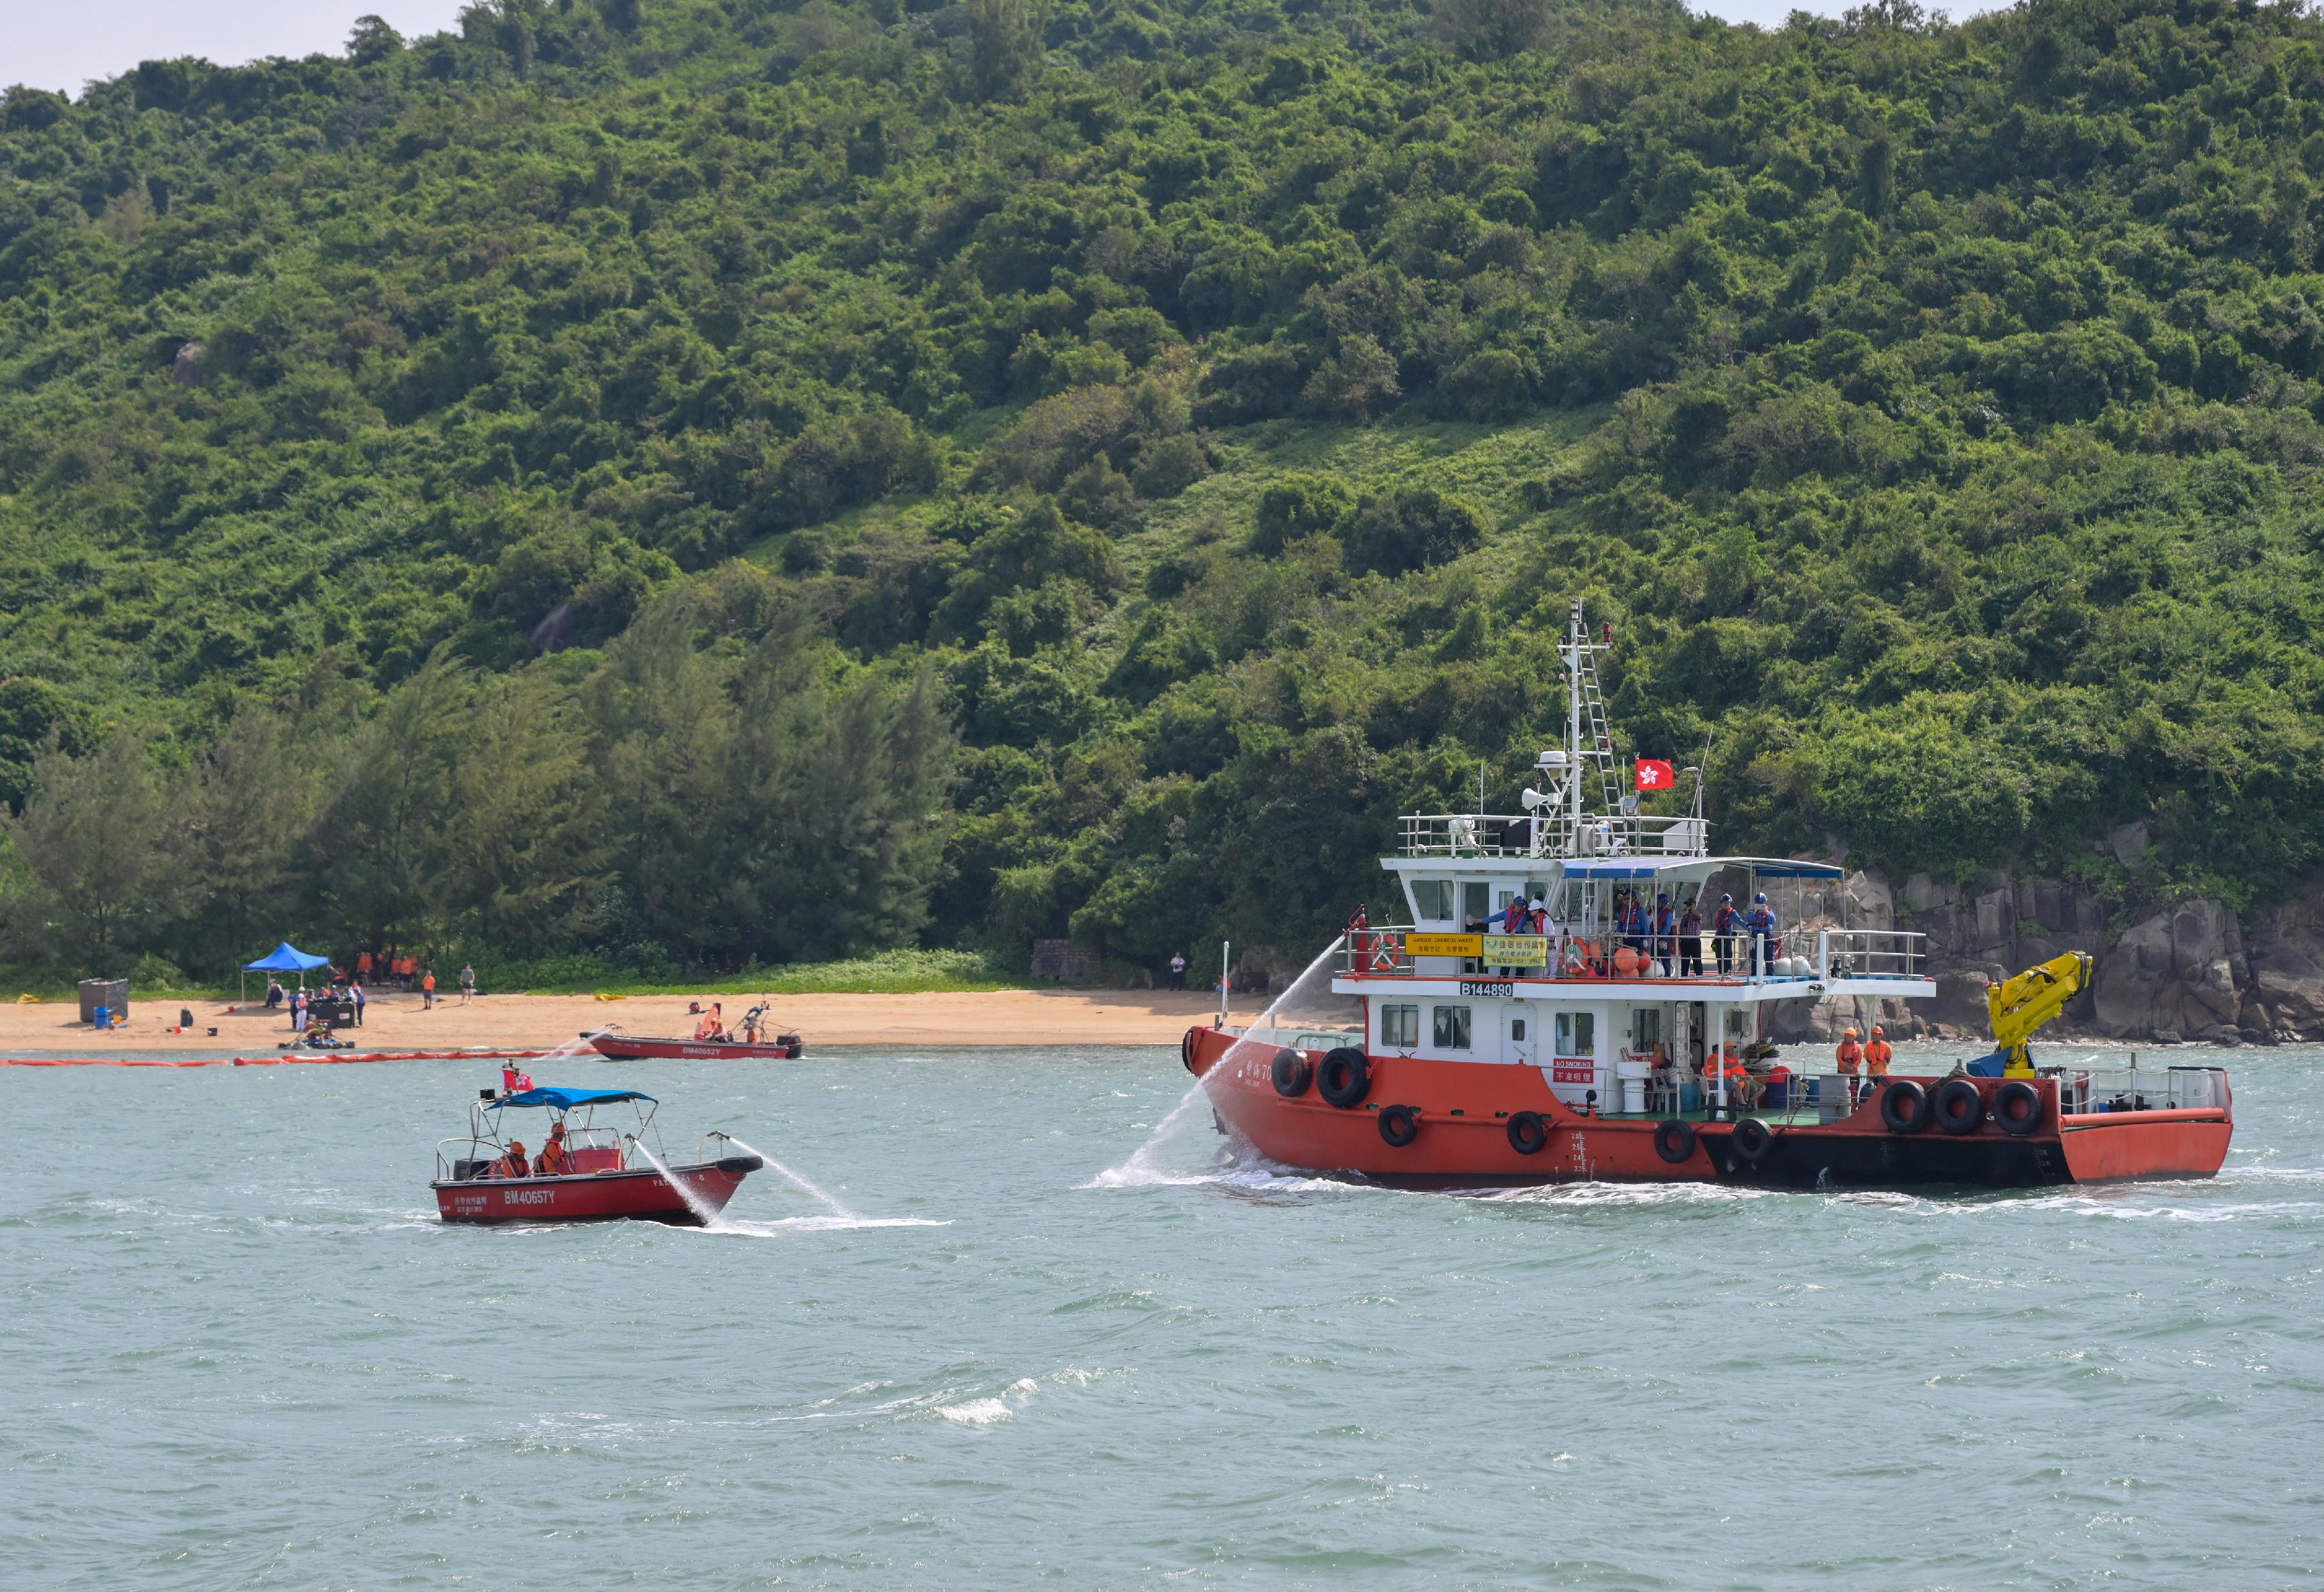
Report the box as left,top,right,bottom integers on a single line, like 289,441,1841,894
241,941,332,1005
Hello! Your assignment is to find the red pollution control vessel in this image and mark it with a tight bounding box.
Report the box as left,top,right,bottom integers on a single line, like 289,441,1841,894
432,1085,762,1225
1182,604,2233,1191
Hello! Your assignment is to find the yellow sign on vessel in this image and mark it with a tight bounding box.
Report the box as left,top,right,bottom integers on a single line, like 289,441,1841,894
1480,935,1548,966
1406,933,1483,958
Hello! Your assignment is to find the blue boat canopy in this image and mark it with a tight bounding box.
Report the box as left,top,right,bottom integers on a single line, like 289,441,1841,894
243,941,332,972
487,1087,656,1111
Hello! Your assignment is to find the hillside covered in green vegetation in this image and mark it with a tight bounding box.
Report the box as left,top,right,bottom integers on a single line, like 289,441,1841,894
2,0,2322,985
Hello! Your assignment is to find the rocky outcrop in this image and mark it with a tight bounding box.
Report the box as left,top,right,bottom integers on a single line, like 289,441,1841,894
1795,863,2322,1047
2244,894,2324,1034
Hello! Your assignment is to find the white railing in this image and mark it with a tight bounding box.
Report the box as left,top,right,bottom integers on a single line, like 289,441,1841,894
1398,812,1712,859
1813,930,1925,981
1341,927,1927,984
2053,1064,2228,1114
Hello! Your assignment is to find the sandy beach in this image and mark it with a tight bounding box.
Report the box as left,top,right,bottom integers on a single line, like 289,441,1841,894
0,986,1229,1055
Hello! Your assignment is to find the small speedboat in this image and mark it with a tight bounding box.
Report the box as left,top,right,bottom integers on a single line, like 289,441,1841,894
432,1085,762,1225
590,1026,804,1062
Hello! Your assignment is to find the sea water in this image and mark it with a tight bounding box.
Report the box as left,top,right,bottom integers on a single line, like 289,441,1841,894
6,1043,2324,1589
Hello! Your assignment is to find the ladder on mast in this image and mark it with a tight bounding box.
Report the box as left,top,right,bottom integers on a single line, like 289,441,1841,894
1569,599,1622,820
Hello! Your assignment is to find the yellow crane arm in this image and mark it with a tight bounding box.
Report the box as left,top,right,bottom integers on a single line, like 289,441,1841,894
1985,951,2094,1075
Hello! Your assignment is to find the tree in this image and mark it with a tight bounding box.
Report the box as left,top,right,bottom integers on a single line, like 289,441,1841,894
347,14,404,64
963,0,1041,102
168,709,320,971
2,736,178,971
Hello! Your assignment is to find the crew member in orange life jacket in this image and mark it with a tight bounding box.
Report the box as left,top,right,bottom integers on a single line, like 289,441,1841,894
1837,1026,1864,1103
492,1140,530,1179
1863,1026,1895,1077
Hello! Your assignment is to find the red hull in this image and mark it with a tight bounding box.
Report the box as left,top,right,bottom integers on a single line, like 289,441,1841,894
1184,1028,2231,1189
590,1034,803,1062
433,1162,752,1225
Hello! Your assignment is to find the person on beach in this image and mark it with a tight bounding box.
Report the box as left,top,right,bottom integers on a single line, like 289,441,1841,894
265,978,284,1010
290,988,307,1031
350,982,365,1027
460,964,476,1005
1169,951,1186,991
422,970,436,1009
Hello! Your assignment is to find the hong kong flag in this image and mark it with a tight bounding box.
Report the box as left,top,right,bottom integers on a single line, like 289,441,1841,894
1634,758,1677,792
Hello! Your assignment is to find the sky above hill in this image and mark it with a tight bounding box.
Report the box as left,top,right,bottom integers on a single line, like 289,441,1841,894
10,0,2003,94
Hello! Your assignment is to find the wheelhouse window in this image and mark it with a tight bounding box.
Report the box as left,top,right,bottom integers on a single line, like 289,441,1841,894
1634,1008,1661,1050
1380,1004,1419,1048
1411,880,1454,922
1433,1005,1472,1049
1462,882,1490,927
1555,1011,1596,1057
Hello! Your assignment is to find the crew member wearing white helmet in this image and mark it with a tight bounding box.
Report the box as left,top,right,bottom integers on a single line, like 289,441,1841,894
1745,892,1780,976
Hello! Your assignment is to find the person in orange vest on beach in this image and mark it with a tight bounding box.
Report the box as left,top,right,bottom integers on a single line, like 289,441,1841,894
1836,1026,1864,1102
422,969,437,1009
1864,1026,1895,1078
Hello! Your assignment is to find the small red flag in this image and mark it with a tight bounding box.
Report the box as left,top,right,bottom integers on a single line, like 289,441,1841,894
1634,759,1676,791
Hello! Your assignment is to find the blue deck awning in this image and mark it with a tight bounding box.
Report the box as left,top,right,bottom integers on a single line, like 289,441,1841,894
487,1087,656,1111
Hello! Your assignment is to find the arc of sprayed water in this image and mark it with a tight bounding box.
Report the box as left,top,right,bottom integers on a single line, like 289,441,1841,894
722,1136,857,1220
629,1136,728,1227
1091,934,1347,1186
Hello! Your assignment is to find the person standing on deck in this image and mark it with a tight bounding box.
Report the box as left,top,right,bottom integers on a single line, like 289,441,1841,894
1619,892,1647,955
1677,898,1703,977
1864,1026,1895,1079
1837,1026,1864,1103
1745,892,1779,974
1652,894,1676,970
1711,894,1741,974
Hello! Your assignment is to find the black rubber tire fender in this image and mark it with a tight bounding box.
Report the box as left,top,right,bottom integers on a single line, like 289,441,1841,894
1933,1077,1985,1136
1880,1080,1930,1134
1317,1046,1372,1109
1181,1027,1204,1074
1654,1117,1697,1165
1507,1110,1548,1156
1378,1103,1421,1147
1271,1047,1314,1098
1993,1079,2045,1136
1729,1116,1774,1164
